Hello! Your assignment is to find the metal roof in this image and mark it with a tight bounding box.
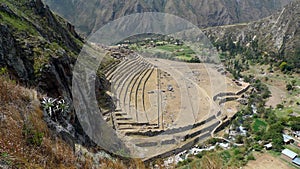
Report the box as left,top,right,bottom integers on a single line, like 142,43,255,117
264,143,272,148
293,157,300,166
282,149,298,159
283,134,294,143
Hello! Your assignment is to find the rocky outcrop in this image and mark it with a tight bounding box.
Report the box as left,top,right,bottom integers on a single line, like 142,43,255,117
38,55,74,99
0,24,35,83
0,0,114,149
29,0,82,52
0,1,81,85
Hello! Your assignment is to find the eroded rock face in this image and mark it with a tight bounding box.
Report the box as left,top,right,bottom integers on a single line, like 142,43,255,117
0,0,81,85
38,55,74,99
0,0,114,148
0,24,35,83
29,0,83,52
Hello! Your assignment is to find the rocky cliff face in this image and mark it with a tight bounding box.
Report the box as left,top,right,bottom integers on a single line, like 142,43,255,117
44,0,291,36
0,0,115,148
0,0,82,98
0,1,116,167
204,0,300,71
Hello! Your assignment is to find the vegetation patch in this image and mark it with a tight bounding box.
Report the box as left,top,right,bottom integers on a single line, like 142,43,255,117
150,44,200,62
252,118,267,132
0,11,37,35
22,123,44,147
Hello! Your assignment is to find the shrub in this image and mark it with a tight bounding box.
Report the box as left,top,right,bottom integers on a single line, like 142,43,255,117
0,67,7,75
206,138,219,145
41,97,70,121
276,104,284,109
196,152,203,158
252,144,263,151
279,62,288,71
220,150,231,162
1,152,9,158
22,124,44,146
286,83,293,91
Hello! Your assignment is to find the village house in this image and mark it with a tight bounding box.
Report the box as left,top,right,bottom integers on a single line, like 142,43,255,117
281,148,298,159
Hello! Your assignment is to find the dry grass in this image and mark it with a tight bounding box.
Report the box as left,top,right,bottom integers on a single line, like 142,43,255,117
199,154,224,169
0,75,80,168
244,152,292,169
0,75,148,168
177,153,233,169
99,158,146,169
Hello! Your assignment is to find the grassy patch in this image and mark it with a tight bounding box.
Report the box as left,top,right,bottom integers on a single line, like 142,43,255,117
220,150,231,162
177,147,255,168
176,55,192,61
284,145,300,155
274,108,293,118
252,118,267,132
0,11,37,35
141,44,199,62
268,150,281,157
156,44,195,55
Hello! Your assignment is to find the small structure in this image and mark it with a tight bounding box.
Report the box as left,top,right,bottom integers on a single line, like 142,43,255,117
281,149,298,159
167,85,174,91
283,134,294,144
251,104,257,114
292,157,300,166
190,147,202,155
229,130,238,137
219,142,230,149
239,126,247,136
264,143,272,150
293,131,300,138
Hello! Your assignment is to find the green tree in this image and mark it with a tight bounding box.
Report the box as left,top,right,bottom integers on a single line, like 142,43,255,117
279,62,288,71
290,117,300,131
286,83,293,91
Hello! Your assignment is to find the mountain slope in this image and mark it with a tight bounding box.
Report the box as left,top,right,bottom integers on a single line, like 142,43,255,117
204,0,300,72
0,1,86,167
0,0,127,168
44,0,291,36
0,0,83,98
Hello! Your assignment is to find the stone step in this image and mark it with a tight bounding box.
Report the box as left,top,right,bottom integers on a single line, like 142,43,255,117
110,57,143,83
107,56,141,81
116,117,133,121
120,65,150,115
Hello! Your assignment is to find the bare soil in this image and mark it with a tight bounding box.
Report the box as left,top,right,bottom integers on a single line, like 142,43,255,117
244,153,292,169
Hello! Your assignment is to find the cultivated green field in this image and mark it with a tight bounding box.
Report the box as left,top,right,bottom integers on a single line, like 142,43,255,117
252,119,268,132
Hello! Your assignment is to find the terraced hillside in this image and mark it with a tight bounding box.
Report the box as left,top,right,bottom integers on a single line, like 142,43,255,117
102,48,252,159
